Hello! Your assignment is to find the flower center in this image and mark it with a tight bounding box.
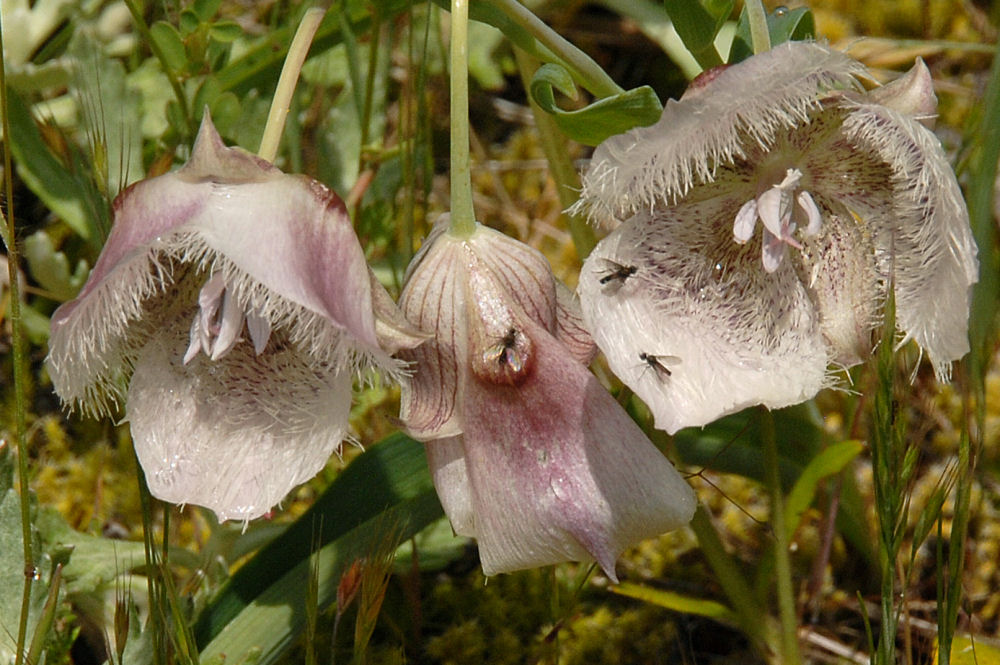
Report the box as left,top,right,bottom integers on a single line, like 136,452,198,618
732,167,822,272
183,272,272,364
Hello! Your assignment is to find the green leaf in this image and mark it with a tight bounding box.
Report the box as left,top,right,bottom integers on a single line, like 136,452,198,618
783,440,863,541
149,21,187,73
661,0,732,69
4,91,102,245
209,20,243,44
23,231,88,302
193,0,223,22
610,582,739,624
194,434,443,664
179,9,202,36
0,490,50,664
729,6,815,64
530,63,662,146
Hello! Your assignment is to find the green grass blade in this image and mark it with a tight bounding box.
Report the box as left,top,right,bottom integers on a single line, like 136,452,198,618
193,433,443,663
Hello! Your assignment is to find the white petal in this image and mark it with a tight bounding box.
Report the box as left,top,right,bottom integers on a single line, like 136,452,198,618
127,317,352,522
574,41,870,225
578,205,830,434
841,104,978,378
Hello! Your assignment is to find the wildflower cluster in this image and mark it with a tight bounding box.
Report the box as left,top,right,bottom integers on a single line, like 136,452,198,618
48,41,976,578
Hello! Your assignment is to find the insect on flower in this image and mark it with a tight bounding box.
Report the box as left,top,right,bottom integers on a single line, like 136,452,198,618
638,352,680,380
597,259,638,287
575,41,978,435
483,327,524,372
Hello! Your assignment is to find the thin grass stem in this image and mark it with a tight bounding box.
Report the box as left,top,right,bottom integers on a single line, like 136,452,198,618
761,409,802,665
513,47,596,260
0,15,36,665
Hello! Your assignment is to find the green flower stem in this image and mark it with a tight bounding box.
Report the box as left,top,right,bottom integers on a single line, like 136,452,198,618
123,0,195,139
744,0,771,55
762,409,802,665
688,506,770,652
448,0,477,238
258,4,328,162
485,0,623,99
0,17,35,665
513,48,595,260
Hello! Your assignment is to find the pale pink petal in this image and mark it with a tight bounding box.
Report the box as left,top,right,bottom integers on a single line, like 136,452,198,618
425,436,476,537
460,315,695,581
398,226,467,439
867,59,937,126
126,316,352,523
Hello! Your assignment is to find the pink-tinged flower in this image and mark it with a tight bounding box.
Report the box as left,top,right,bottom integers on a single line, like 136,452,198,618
398,216,695,580
47,115,424,523
574,41,978,434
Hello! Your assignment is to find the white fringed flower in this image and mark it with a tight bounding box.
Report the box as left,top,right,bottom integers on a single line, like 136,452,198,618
47,115,424,522
575,41,978,434
398,216,695,580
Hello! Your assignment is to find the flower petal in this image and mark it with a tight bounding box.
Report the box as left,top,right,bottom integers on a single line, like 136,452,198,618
398,228,466,439
126,316,352,522
425,436,476,537
867,58,937,126
840,103,978,378
459,315,695,580
574,41,870,226
578,201,830,434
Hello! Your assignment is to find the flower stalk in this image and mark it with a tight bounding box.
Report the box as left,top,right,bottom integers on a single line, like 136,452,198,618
258,4,328,162
448,0,476,238
486,0,623,98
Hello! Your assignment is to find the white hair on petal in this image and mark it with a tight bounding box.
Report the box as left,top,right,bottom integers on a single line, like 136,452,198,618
573,41,871,227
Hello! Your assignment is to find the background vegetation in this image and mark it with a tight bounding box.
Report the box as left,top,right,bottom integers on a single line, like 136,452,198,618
2,0,999,663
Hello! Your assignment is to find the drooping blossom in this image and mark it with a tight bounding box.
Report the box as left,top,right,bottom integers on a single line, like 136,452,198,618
47,115,424,522
574,41,978,434
397,216,695,580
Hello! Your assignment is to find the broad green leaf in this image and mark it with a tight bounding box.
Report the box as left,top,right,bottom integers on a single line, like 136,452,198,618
729,6,815,64
661,0,732,69
610,582,738,623
194,434,443,664
783,440,863,541
22,231,88,301
530,63,662,146
209,21,243,44
149,21,187,73
193,0,223,22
